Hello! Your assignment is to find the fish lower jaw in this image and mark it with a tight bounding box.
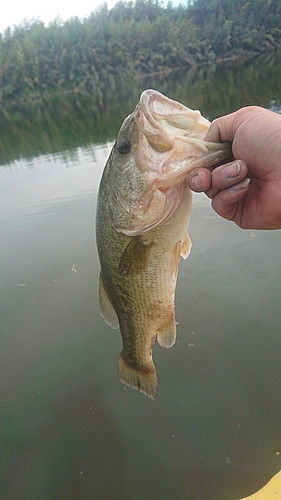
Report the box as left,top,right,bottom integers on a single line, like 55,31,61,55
118,351,158,400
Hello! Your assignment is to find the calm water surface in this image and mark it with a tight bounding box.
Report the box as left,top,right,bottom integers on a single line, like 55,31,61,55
0,55,281,499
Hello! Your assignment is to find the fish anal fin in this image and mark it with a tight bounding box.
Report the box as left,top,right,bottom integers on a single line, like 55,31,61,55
118,352,157,400
157,312,177,348
98,273,119,329
180,233,192,259
119,237,152,275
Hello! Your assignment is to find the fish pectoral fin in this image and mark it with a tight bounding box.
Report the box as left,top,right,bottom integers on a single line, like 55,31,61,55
98,273,119,329
180,233,192,259
119,237,152,275
157,313,177,348
118,352,158,400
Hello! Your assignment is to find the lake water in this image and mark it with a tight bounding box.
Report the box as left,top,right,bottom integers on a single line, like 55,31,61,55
0,54,281,500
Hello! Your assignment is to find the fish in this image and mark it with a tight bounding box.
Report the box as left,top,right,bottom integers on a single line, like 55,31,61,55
96,89,230,399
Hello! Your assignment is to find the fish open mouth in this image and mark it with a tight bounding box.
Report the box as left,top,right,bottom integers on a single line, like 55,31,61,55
115,90,231,236
135,89,231,187
138,88,210,142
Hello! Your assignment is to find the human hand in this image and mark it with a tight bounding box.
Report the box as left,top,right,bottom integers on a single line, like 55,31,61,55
188,106,281,229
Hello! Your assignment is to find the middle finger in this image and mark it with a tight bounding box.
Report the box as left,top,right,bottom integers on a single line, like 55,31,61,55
205,160,248,199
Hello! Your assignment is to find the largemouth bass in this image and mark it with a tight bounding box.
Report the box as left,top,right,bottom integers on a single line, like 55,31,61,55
96,89,230,399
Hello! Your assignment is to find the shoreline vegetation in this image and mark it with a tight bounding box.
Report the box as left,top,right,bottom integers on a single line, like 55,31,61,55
0,0,281,109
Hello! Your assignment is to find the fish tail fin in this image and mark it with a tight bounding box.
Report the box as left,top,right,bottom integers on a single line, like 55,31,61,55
118,352,158,400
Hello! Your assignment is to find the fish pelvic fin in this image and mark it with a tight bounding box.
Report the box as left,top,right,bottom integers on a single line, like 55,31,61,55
98,273,119,329
118,352,158,400
157,312,177,348
180,233,192,260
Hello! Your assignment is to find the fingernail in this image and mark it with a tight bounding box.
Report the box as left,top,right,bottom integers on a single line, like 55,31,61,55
191,174,203,191
229,178,250,193
224,161,241,179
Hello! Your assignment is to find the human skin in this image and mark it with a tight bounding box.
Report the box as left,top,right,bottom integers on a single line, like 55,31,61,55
188,106,281,230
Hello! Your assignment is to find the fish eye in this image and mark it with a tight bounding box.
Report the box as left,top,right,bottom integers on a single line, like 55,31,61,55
117,136,131,155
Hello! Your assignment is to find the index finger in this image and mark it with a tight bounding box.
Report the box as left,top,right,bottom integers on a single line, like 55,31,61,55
204,112,238,143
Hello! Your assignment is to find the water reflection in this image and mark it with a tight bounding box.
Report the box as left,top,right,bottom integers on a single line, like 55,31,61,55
0,54,281,500
0,52,280,166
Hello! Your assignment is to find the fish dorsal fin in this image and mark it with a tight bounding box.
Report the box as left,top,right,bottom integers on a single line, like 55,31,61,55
98,273,119,329
180,233,192,259
157,313,177,348
119,237,152,275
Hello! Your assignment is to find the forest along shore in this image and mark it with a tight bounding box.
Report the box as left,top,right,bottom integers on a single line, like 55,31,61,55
0,0,281,107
